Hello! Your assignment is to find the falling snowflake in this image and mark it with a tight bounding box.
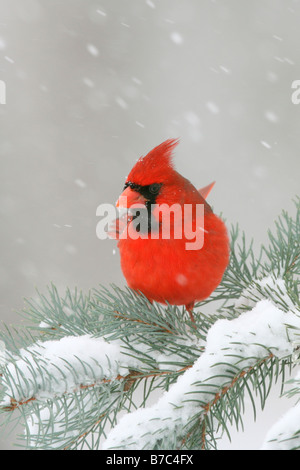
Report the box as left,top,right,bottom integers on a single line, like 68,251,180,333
0,37,6,50
206,102,220,114
264,111,279,123
74,179,87,189
86,43,99,57
146,0,156,8
261,140,272,149
115,96,128,109
170,32,183,45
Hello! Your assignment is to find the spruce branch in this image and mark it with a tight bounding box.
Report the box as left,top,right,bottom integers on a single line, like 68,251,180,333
102,299,299,450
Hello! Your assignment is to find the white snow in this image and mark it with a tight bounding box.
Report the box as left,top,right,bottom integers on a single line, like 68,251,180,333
132,76,142,86
262,361,300,449
65,244,77,255
219,65,231,74
274,56,284,63
26,389,100,449
184,111,200,127
234,276,295,313
39,84,48,93
266,71,278,83
0,340,5,368
146,0,156,8
0,37,6,50
176,274,188,286
285,57,295,65
261,403,300,450
264,110,279,123
0,335,142,405
86,43,99,57
4,56,14,64
115,96,128,109
273,35,283,41
206,101,220,114
96,9,107,16
3,273,299,449
102,299,300,449
62,306,75,316
273,56,295,66
83,77,94,88
74,178,86,189
261,140,272,149
183,111,202,142
1,330,198,408
170,32,183,45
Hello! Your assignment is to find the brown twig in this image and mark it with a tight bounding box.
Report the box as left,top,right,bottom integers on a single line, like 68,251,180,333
63,413,106,450
182,353,274,450
286,252,300,274
1,365,192,411
2,396,37,412
202,353,274,415
113,310,175,335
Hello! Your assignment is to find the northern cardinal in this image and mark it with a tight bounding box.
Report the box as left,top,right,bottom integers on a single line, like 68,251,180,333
114,139,229,323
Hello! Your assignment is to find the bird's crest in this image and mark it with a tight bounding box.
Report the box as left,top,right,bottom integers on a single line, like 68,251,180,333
126,139,179,185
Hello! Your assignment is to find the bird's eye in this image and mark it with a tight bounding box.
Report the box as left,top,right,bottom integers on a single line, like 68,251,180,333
149,183,161,195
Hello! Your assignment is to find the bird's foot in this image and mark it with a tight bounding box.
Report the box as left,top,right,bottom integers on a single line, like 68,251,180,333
185,302,197,329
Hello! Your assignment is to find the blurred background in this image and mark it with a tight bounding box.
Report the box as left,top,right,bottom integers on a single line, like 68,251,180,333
0,0,299,449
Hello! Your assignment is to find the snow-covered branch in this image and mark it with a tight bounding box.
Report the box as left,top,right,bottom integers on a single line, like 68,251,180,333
261,366,300,450
102,299,300,450
0,335,142,409
261,403,300,450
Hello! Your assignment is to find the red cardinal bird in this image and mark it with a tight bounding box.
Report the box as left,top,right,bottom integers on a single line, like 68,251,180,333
114,139,229,323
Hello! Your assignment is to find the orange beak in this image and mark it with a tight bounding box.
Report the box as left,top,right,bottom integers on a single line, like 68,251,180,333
116,186,146,209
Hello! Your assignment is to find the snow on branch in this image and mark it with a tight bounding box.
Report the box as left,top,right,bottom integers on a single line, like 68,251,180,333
0,334,142,409
261,402,300,450
261,365,300,450
102,299,300,450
